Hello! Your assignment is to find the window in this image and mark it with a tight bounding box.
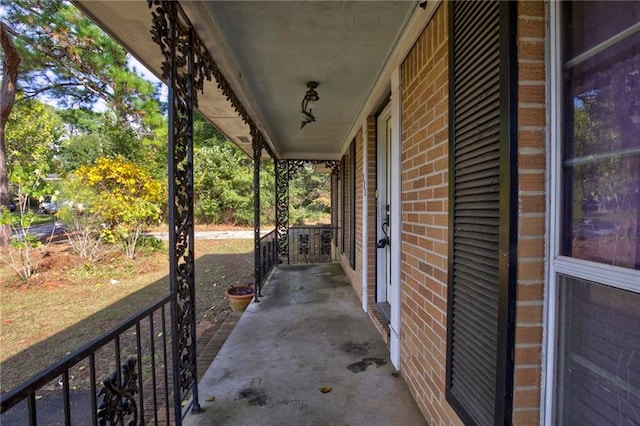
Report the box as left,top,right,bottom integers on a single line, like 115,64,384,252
550,2,640,424
555,276,640,424
560,2,640,269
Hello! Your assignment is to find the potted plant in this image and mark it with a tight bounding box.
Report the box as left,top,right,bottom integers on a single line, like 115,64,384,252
225,279,255,312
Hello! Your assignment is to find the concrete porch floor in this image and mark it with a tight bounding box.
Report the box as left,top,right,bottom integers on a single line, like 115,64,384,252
185,263,427,426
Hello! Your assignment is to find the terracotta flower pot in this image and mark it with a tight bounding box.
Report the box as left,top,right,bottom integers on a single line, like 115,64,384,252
225,286,255,312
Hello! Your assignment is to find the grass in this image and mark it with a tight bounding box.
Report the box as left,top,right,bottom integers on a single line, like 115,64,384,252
0,237,254,392
5,211,55,227
29,213,56,226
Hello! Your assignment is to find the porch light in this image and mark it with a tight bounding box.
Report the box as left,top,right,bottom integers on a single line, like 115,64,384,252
300,81,319,129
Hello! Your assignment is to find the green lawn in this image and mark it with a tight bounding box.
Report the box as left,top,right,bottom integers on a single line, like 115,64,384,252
0,238,254,392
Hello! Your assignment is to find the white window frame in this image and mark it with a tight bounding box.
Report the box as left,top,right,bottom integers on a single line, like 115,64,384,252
543,2,640,424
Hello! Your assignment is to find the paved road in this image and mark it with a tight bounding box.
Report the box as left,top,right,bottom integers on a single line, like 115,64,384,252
12,222,65,241
12,225,272,242
147,229,273,240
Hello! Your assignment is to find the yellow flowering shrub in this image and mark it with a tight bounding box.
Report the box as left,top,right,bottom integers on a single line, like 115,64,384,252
74,157,164,258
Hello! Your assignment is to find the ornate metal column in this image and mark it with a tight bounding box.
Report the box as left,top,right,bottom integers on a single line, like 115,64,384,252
331,168,339,248
275,159,290,263
252,126,262,300
275,160,340,264
150,1,214,418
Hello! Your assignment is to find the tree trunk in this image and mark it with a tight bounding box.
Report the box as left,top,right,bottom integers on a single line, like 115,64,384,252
0,22,20,245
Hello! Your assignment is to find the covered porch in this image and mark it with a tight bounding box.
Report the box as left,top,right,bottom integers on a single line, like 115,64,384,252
1,0,432,423
185,262,425,425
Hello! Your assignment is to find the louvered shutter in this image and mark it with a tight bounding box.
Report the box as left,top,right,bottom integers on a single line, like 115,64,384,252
446,1,517,425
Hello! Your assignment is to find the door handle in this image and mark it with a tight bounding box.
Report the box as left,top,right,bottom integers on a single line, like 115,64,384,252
377,205,390,249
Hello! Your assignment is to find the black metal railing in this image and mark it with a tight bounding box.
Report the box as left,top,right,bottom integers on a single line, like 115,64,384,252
1,294,179,425
258,230,278,293
288,226,339,264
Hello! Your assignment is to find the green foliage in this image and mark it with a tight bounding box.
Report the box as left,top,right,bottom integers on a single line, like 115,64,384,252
194,143,252,224
192,113,281,226
0,197,52,280
5,96,64,178
3,0,163,130
289,164,331,225
136,235,165,255
3,0,168,182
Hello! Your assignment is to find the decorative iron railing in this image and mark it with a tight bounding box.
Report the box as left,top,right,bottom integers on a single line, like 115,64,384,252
258,230,278,295
287,226,339,264
0,294,180,425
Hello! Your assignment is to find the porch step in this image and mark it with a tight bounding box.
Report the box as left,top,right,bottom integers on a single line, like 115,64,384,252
369,304,391,347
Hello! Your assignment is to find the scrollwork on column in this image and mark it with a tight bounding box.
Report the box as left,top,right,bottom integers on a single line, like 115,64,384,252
150,0,215,414
275,160,290,262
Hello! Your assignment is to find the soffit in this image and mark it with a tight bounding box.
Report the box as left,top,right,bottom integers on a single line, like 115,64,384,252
74,1,418,160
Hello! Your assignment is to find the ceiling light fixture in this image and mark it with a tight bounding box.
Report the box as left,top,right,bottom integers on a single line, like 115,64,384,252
300,81,319,129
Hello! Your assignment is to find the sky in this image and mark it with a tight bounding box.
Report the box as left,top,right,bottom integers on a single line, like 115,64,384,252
0,2,168,111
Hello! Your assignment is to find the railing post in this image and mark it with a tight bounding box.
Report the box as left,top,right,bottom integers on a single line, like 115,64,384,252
252,126,262,300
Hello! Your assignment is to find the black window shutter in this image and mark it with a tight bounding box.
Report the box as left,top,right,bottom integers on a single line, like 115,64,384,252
350,140,356,269
446,1,517,425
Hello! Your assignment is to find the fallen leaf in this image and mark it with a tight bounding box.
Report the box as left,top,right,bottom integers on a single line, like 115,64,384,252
206,395,216,402
319,386,331,393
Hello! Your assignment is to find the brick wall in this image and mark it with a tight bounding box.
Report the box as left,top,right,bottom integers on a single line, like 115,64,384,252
513,1,546,423
341,133,363,298
365,117,378,307
396,1,547,423
399,4,458,424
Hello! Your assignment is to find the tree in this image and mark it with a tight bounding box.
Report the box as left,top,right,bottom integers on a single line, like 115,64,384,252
290,164,331,225
0,22,20,245
192,113,275,226
72,157,163,258
5,96,64,180
194,143,254,225
0,0,166,238
2,0,162,131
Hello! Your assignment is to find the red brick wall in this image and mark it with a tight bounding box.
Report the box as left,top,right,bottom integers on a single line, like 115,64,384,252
396,1,547,423
341,132,363,299
365,117,378,307
513,2,546,423
399,4,457,424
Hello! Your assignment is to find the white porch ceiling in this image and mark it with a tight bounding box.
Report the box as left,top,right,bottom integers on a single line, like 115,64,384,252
74,1,418,160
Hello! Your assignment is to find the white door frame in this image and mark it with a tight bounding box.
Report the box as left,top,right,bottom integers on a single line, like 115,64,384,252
371,70,403,368
388,69,402,368
376,103,392,305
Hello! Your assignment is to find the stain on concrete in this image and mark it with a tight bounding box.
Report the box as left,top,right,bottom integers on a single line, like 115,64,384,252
276,328,290,338
347,357,387,373
279,398,307,410
238,387,267,406
341,342,370,356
